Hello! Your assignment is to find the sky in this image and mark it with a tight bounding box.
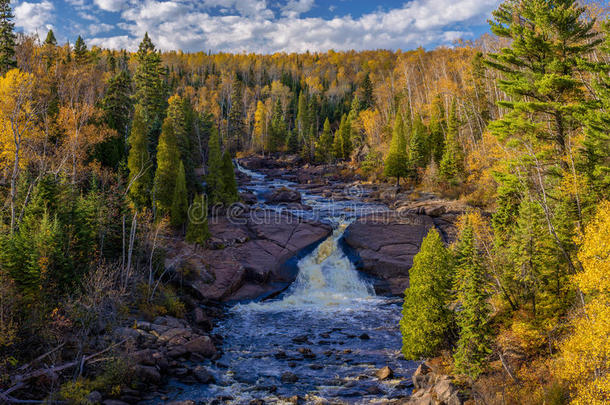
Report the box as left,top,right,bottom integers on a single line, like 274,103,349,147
12,0,502,53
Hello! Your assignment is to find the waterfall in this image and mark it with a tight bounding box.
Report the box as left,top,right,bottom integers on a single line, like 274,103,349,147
244,222,375,311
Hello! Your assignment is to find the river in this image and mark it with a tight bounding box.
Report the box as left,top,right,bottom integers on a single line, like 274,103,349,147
165,164,417,404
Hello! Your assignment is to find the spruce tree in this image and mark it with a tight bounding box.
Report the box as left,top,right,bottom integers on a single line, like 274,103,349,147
221,151,239,204
409,114,428,174
206,128,225,205
287,128,300,154
99,69,133,167
268,98,286,152
185,194,210,245
315,118,333,163
453,223,492,379
127,106,152,209
73,35,88,64
428,96,446,164
296,90,309,138
154,117,180,215
171,160,188,228
384,114,410,186
581,21,610,200
440,99,463,184
44,29,57,46
359,72,374,110
134,33,166,146
0,0,16,74
400,228,454,359
228,75,245,153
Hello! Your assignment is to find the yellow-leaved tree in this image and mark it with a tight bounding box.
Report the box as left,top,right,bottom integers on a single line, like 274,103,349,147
0,69,39,232
557,200,610,404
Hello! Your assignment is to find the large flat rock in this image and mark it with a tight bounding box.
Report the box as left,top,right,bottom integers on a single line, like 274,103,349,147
342,211,436,295
167,210,332,302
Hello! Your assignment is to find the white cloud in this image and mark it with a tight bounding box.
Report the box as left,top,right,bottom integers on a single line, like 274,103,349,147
88,0,501,53
281,0,315,18
14,1,54,34
94,0,129,12
89,23,114,35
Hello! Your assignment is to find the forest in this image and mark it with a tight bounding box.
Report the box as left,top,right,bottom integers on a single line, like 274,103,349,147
0,0,609,404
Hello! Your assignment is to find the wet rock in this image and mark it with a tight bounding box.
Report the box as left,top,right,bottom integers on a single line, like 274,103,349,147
167,402,196,405
297,348,316,359
87,391,102,404
249,400,265,405
103,401,130,405
343,212,436,295
366,385,385,395
359,333,370,340
182,335,216,358
292,335,310,344
376,366,393,380
136,365,161,384
309,364,323,370
264,187,301,204
274,351,288,359
240,191,258,205
319,332,330,338
192,366,214,384
192,307,212,330
281,372,299,383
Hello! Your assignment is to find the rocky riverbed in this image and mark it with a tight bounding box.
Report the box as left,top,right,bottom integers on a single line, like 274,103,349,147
105,155,470,405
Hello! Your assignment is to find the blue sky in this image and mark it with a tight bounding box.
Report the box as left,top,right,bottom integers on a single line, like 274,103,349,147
12,0,502,53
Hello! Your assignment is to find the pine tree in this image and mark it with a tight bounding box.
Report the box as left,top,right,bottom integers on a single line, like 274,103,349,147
221,151,239,204
581,21,610,200
428,96,446,164
98,69,133,167
73,35,88,64
170,160,188,228
440,99,463,184
0,0,16,74
359,72,374,110
206,128,225,205
409,114,428,174
134,33,166,146
127,106,152,209
384,114,410,186
296,90,309,138
334,113,352,160
453,223,492,379
287,128,300,154
400,228,454,359
44,29,57,46
185,194,210,245
315,118,333,163
228,75,245,153
154,116,180,215
268,98,286,152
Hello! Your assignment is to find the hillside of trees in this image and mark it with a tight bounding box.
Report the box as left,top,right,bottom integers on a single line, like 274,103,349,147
0,0,609,403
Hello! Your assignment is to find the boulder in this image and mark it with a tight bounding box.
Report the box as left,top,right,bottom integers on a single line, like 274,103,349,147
281,372,299,383
192,366,214,384
182,335,216,358
376,366,393,380
264,187,301,204
412,362,433,389
136,365,162,384
343,212,436,295
87,391,103,404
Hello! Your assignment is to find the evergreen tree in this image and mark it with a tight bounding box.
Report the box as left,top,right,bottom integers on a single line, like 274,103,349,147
453,223,492,379
581,21,610,200
127,106,152,209
98,69,133,168
134,33,166,147
315,118,333,163
296,90,309,138
287,127,300,154
268,98,286,152
440,99,463,183
185,194,210,245
228,75,245,153
400,228,454,359
359,72,374,110
167,95,198,196
154,117,180,215
409,114,428,174
170,160,188,228
206,128,225,205
0,0,16,74
73,35,88,64
221,151,239,204
384,114,410,186
44,29,57,46
335,113,352,160
428,96,446,164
